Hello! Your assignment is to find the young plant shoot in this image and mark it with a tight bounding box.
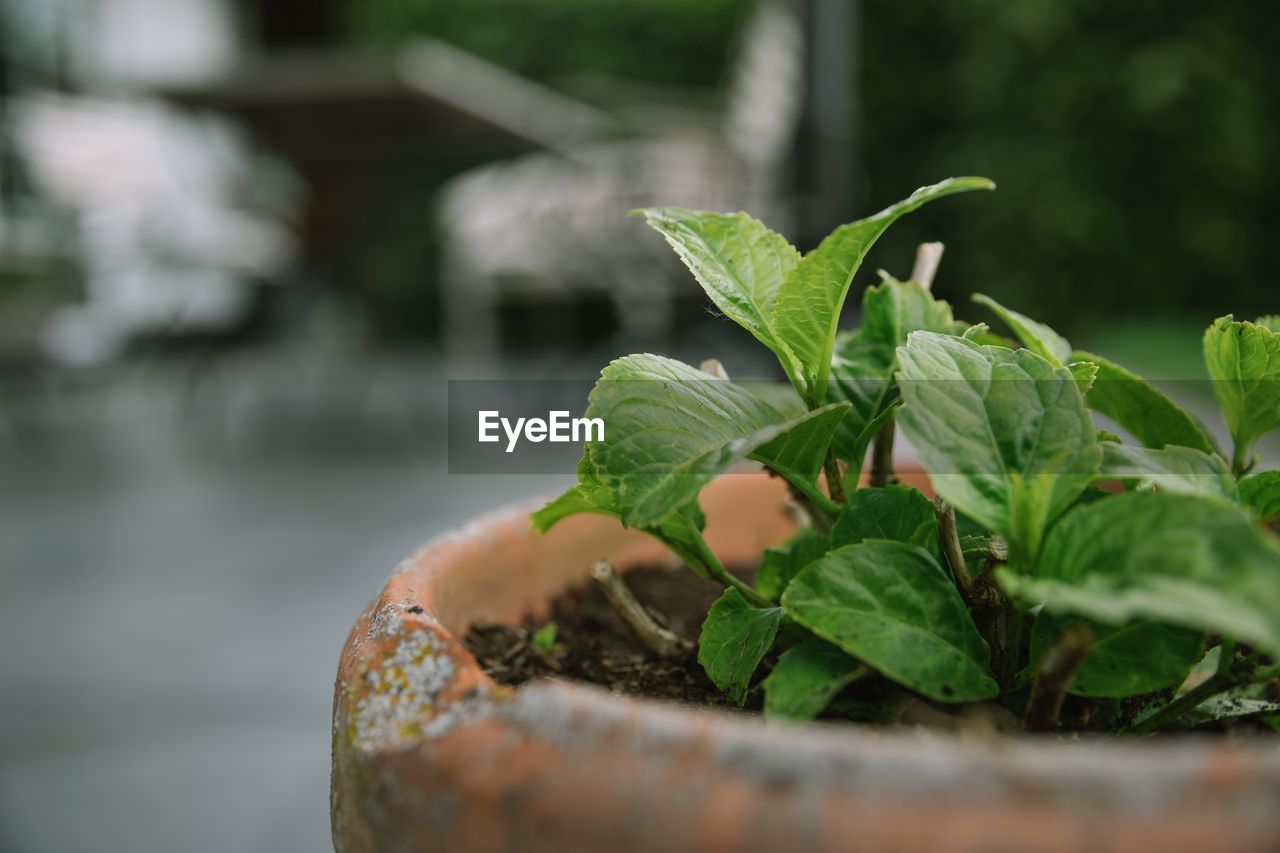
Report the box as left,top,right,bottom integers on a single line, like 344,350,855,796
533,178,1280,733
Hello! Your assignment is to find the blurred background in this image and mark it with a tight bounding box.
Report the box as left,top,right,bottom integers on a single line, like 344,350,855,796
1,1,1275,850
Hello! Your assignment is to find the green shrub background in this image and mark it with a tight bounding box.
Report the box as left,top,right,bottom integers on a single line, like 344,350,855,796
346,0,1278,337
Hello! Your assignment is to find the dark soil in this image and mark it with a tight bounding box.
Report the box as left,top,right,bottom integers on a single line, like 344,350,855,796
463,564,744,709
463,564,1280,735
462,563,969,725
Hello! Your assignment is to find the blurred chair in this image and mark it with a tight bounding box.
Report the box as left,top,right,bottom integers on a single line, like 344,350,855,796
14,96,302,365
439,0,805,362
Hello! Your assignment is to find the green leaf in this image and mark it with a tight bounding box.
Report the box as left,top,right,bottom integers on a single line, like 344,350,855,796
637,209,803,385
896,332,1101,563
584,354,842,528
861,274,966,363
1204,315,1280,468
1067,361,1098,394
533,457,715,577
972,293,1072,366
771,177,994,403
698,588,784,705
1000,492,1280,660
756,528,830,602
1073,350,1218,455
1255,315,1280,334
532,621,559,655
830,485,936,553
748,400,851,485
531,452,629,532
828,330,899,466
782,540,998,702
1025,612,1202,698
961,322,1017,348
762,637,865,721
1240,471,1280,522
1099,443,1240,501
530,483,602,533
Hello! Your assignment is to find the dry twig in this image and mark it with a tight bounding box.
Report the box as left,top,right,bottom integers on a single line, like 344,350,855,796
591,559,692,658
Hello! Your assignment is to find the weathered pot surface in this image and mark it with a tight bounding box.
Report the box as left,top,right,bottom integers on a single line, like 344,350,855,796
332,470,1280,852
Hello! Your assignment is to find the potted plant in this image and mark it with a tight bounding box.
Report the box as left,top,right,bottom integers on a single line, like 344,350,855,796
332,178,1280,852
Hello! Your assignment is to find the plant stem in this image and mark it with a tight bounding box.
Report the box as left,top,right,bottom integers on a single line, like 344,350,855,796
1231,443,1254,477
682,515,772,607
868,417,897,488
823,450,847,504
935,499,978,603
1217,639,1237,677
591,560,691,657
1024,624,1093,732
936,509,1021,689
911,242,945,290
1129,639,1251,734
1131,673,1233,735
784,471,842,519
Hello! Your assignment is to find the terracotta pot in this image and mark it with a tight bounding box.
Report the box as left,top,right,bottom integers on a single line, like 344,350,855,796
332,470,1280,852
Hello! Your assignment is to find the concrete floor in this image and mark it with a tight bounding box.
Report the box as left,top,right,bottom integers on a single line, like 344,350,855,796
0,349,568,853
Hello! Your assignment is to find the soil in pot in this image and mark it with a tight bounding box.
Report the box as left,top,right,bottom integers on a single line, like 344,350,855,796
464,564,741,709
462,562,976,727
463,562,1280,735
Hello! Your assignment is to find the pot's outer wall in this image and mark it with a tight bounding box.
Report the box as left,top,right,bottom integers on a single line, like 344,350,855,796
332,471,1280,853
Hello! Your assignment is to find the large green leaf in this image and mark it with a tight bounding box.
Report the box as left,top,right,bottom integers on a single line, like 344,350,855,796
1203,315,1280,468
896,332,1101,563
771,177,994,403
830,485,936,553
1239,471,1280,523
1099,443,1239,501
972,293,1072,366
637,209,803,385
782,540,998,702
698,588,784,705
762,637,865,721
756,528,830,601
1001,492,1280,659
1072,350,1218,455
584,354,843,527
748,400,851,486
1025,612,1202,698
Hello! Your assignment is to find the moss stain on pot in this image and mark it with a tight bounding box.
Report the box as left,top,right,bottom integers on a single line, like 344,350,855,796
345,603,498,752
351,627,455,749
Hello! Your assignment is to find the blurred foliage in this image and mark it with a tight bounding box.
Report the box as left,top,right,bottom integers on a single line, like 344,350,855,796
858,0,1280,334
342,0,750,340
345,0,750,88
343,0,1277,339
